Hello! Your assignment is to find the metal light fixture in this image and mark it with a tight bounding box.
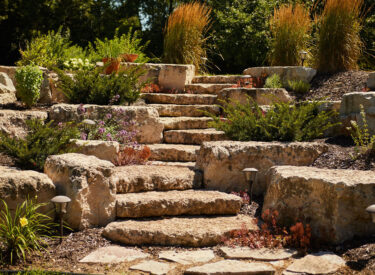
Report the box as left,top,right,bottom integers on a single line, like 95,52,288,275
366,204,375,223
82,119,96,138
242,168,258,203
51,195,71,243
241,75,252,86
299,50,308,66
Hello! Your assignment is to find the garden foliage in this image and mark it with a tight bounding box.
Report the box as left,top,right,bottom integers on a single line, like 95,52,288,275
208,98,338,142
0,119,78,171
287,80,311,94
15,65,43,107
264,74,283,89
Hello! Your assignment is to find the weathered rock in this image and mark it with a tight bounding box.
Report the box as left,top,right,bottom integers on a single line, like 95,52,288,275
0,66,17,83
149,161,196,168
79,246,149,263
217,88,291,105
103,215,258,247
340,92,375,134
116,190,242,218
159,250,215,265
160,117,213,130
0,72,17,104
286,252,345,274
0,166,55,215
150,104,220,117
192,75,242,84
263,166,375,244
44,153,115,230
164,129,227,145
185,83,234,94
0,110,48,138
71,139,119,163
219,247,297,261
148,144,200,162
243,66,317,83
143,93,217,105
49,104,164,144
130,260,174,275
196,141,328,194
113,165,201,193
367,72,375,90
185,260,275,275
48,72,69,103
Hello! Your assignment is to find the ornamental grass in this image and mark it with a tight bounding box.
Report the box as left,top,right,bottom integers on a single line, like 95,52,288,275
163,2,211,72
269,3,311,66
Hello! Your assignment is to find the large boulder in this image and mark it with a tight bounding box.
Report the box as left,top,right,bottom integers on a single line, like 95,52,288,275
49,104,164,144
367,72,375,90
243,66,317,83
70,139,119,163
0,72,17,105
44,153,115,230
196,141,328,194
0,110,48,138
217,88,291,105
263,166,375,244
0,166,56,216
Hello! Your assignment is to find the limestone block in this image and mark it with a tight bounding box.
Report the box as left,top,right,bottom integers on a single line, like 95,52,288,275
217,88,291,105
44,153,115,230
0,72,17,105
196,141,328,194
49,104,164,144
367,72,375,90
263,166,375,244
243,66,317,83
71,139,119,163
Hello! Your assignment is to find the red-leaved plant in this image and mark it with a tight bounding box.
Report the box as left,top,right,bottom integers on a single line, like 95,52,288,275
114,146,151,166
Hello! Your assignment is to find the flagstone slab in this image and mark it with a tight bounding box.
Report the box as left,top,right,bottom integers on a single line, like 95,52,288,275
130,260,174,275
184,260,275,274
219,247,297,261
79,246,149,263
159,250,215,265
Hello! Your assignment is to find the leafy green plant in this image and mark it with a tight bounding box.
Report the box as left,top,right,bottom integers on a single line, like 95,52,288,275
208,98,338,142
287,80,311,94
0,119,79,171
15,65,43,107
62,58,94,71
56,67,145,105
264,74,283,88
0,198,56,264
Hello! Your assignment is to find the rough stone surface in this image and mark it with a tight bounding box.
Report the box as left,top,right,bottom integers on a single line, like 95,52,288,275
219,247,297,261
113,165,201,193
184,260,275,275
196,141,328,194
116,190,242,218
143,93,217,105
148,144,200,162
0,110,48,138
0,166,55,215
149,161,196,169
44,153,115,230
160,117,213,130
263,166,375,244
367,72,375,90
286,252,345,274
159,250,215,265
103,215,258,247
164,129,227,145
0,72,17,104
218,88,291,105
243,66,317,83
192,75,242,84
79,246,149,263
49,104,164,144
340,92,375,134
130,260,174,275
71,139,119,163
0,66,17,83
150,104,220,117
185,83,234,94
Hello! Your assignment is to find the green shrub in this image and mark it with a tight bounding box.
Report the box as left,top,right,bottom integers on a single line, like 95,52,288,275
62,58,94,71
15,65,44,107
0,119,78,171
0,198,56,264
56,67,145,105
287,80,311,94
264,74,283,88
208,98,338,142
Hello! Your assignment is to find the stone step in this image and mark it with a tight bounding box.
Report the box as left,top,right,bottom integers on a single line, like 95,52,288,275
159,117,213,130
192,75,242,84
103,215,257,247
164,129,226,145
148,144,200,162
116,190,242,218
150,104,220,117
185,83,234,95
113,165,202,194
149,161,196,169
142,93,217,105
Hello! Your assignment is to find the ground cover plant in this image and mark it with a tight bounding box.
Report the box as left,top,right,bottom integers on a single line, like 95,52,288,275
15,65,43,107
263,74,283,89
287,80,311,94
208,98,338,142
